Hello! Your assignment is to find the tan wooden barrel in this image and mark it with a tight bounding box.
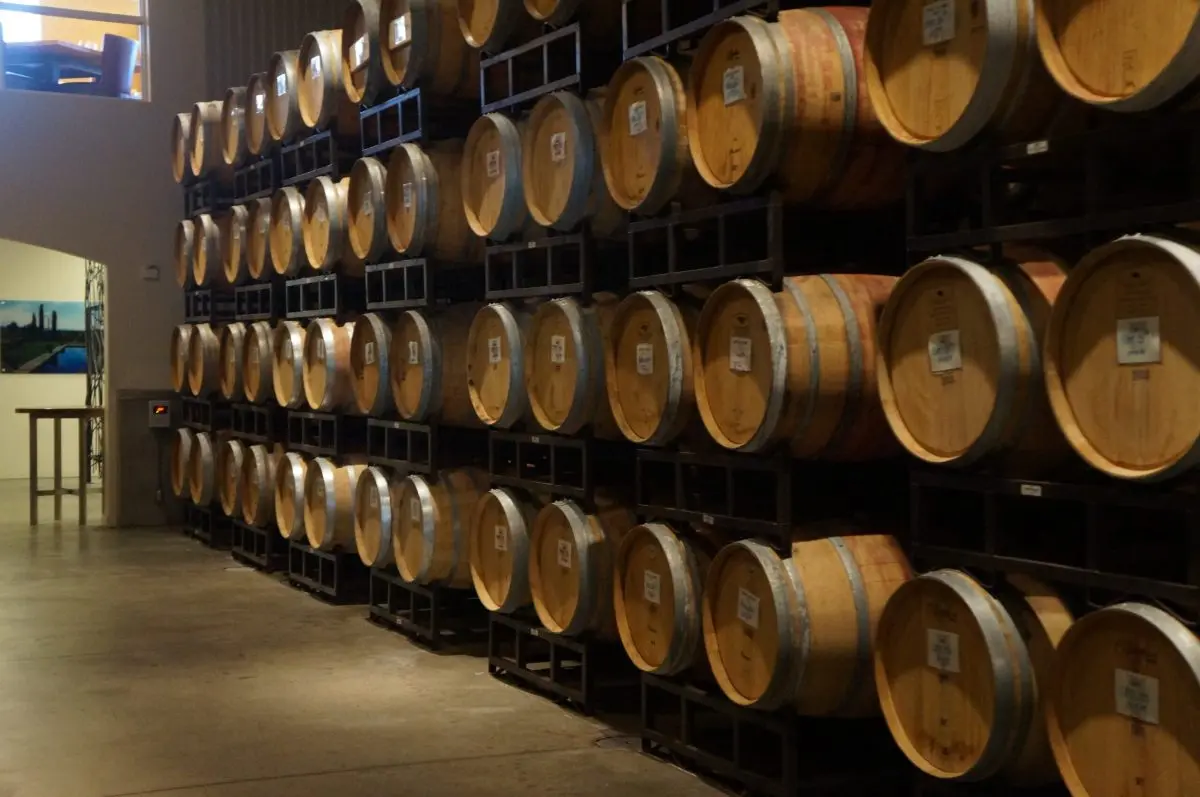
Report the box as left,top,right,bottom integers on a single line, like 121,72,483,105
221,85,248,166
245,72,273,156
186,322,221,397
171,111,192,183
354,465,397,568
189,100,225,179
457,0,539,51
1044,234,1200,481
170,324,194,393
1047,601,1200,796
347,157,390,264
270,186,306,277
1036,1,1200,112
466,302,531,428
605,290,698,446
602,56,711,216
695,275,897,458
391,304,480,424
240,443,282,527
865,0,1058,152
387,140,482,262
241,321,275,404
217,438,248,517
529,498,637,637
522,91,624,237
174,219,195,288
267,49,302,142
468,487,540,613
687,8,903,207
350,313,393,416
272,320,307,408
382,0,479,99
246,197,272,280
876,570,1071,784
188,431,219,505
304,458,366,551
274,452,310,540
303,176,362,274
218,322,247,401
461,112,528,241
525,296,619,437
221,205,250,285
878,249,1068,469
343,0,387,105
170,427,197,498
614,522,724,676
524,0,619,33
298,29,346,132
703,529,912,715
192,213,225,288
303,318,356,411
394,468,489,587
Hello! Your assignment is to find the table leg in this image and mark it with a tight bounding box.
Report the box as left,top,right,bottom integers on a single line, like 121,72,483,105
28,416,38,526
78,418,88,527
53,418,62,521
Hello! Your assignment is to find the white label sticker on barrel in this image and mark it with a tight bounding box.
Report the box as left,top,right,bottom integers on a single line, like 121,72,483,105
550,132,567,163
1116,317,1161,365
922,0,955,46
391,15,409,48
928,329,962,373
255,93,266,112
316,340,326,363
556,539,572,569
643,570,661,605
309,55,321,79
550,335,566,364
408,340,419,365
410,499,420,522
722,65,745,106
402,181,413,209
1115,669,1159,724
259,213,270,233
486,150,501,178
628,101,647,136
494,525,508,552
275,72,287,95
1020,483,1042,497
364,341,375,366
636,343,653,376
729,336,752,373
488,336,502,365
352,36,368,70
927,629,960,673
737,587,759,629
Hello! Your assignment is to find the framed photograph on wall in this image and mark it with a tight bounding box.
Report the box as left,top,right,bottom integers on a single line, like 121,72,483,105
0,300,88,374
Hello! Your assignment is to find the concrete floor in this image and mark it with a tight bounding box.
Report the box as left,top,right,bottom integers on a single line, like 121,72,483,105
0,481,721,797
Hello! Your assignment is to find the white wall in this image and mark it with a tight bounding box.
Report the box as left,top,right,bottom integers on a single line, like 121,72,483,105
0,240,88,480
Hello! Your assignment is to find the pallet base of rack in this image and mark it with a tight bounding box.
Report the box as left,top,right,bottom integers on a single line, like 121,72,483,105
287,542,369,604
184,502,232,550
488,430,634,503
367,568,489,649
368,420,489,475
181,396,232,432
287,410,368,458
231,521,288,572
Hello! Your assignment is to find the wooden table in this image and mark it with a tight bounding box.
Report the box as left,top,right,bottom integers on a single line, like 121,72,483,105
16,407,104,527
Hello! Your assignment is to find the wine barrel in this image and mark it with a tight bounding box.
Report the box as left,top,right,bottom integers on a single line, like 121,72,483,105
186,322,220,397
192,213,224,287
468,487,540,613
382,0,479,99
274,452,309,540
614,522,724,676
391,304,480,424
174,219,194,288
354,465,397,568
171,111,192,183
304,318,356,411
272,320,307,408
304,459,366,552
170,427,196,498
267,49,302,142
241,321,275,404
466,302,531,428
1036,1,1200,112
457,0,539,51
1044,234,1200,481
188,431,219,505
524,0,619,33
526,296,618,437
218,322,247,401
217,438,248,517
461,112,528,241
394,468,489,586
269,186,306,277
170,324,194,393
246,197,272,280
695,275,897,458
522,91,623,236
606,290,698,446
347,157,390,264
189,100,224,179
1047,602,1200,796
602,56,711,216
240,443,282,527
350,313,392,416
878,249,1068,468
529,498,637,637
303,176,361,274
298,29,346,132
221,85,248,166
703,529,912,714
876,570,1072,784
245,72,273,156
387,140,482,262
343,0,386,106
221,204,250,285
687,9,903,207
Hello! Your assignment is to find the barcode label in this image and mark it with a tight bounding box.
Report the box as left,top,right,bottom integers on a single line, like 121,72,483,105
550,335,565,364
737,587,759,628
550,132,566,163
408,340,419,365
486,150,500,178
402,182,413,209
352,36,368,70
488,336,502,365
556,539,572,569
636,343,653,375
1117,317,1161,365
1020,483,1042,497
643,570,661,605
275,72,287,95
364,341,375,365
494,525,507,552
722,65,745,105
928,329,963,373
628,101,647,136
927,629,960,673
255,93,265,112
309,55,321,79
391,16,408,48
729,336,752,373
1115,669,1159,724
1026,140,1049,155
922,0,955,46
410,499,420,522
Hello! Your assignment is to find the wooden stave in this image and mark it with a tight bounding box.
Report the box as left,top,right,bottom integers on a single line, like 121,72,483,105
188,431,218,505
274,452,309,540
170,427,196,498
382,0,480,98
218,438,248,517
390,304,481,424
303,318,356,412
221,204,250,285
245,72,274,156
342,0,386,106
304,458,365,551
267,49,302,143
461,112,528,241
347,157,390,264
221,85,248,166
218,322,247,401
174,219,195,288
246,197,273,279
192,213,225,288
456,0,538,51
525,296,617,437
187,322,221,397
170,324,194,393
189,100,225,179
241,320,275,404
394,468,488,587
354,465,396,568
239,443,280,527
387,140,481,262
468,486,537,613
172,111,192,183
351,313,392,416
298,29,346,132
302,176,357,272
269,186,306,277
272,320,307,408
466,302,531,428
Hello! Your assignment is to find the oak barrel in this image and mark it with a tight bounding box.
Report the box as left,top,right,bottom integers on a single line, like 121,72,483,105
305,458,366,551
174,219,194,288
387,140,482,262
267,49,302,142
525,296,618,437
303,176,361,274
382,0,479,99
171,111,192,183
186,322,220,397
469,487,540,613
391,304,480,424
218,322,247,402
875,570,1072,784
220,85,247,166
221,204,250,285
703,529,912,714
189,100,225,179
877,249,1068,468
192,212,225,288
240,443,282,527
347,157,390,264
298,29,347,132
269,186,306,277
272,320,307,408
217,438,247,517
246,197,272,280
274,452,310,540
524,0,619,34
188,430,222,505
170,324,194,393
694,275,897,458
343,0,386,106
245,72,273,156
170,427,196,498
687,8,903,207
354,465,397,568
1044,234,1200,481
461,112,528,241
456,0,539,51
466,302,531,428
394,468,489,587
350,313,393,416
303,318,356,412
241,321,275,404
